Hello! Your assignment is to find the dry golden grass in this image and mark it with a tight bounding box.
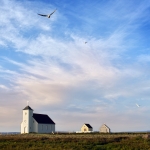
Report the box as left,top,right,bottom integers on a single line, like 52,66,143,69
0,132,150,150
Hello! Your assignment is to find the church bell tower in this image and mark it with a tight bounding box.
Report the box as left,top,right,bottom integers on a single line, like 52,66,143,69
21,105,33,133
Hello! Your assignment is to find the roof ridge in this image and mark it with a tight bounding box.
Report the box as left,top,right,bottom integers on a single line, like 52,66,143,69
33,113,48,115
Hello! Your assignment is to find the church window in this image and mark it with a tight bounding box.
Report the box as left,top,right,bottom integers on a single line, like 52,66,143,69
46,125,48,130
25,112,27,115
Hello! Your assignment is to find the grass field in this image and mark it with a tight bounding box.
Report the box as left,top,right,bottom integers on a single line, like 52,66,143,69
0,133,150,150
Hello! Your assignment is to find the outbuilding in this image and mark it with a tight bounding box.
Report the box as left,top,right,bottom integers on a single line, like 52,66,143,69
100,124,110,133
81,123,93,132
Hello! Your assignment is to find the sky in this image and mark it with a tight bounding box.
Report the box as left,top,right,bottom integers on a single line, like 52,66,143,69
1,0,150,132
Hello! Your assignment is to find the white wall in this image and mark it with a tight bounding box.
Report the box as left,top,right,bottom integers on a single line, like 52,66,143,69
33,119,38,133
37,124,55,133
81,124,93,132
100,125,110,133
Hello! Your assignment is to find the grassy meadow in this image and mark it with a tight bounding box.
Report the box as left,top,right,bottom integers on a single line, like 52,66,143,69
0,132,150,150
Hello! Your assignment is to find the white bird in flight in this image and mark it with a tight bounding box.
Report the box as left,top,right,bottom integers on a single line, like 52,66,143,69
38,9,57,18
136,103,140,107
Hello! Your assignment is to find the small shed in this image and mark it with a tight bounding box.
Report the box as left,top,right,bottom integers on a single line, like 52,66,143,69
81,123,93,132
100,124,110,133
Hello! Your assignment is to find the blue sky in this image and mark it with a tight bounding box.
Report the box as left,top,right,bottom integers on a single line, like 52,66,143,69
1,0,150,132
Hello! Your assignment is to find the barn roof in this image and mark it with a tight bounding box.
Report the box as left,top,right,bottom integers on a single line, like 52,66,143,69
84,124,93,128
33,113,55,124
23,105,33,110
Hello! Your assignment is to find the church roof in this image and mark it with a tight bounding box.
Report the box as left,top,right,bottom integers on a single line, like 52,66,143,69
33,113,55,124
23,105,33,110
84,124,93,128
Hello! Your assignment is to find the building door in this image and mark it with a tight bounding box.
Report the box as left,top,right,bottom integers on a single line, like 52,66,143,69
24,127,26,133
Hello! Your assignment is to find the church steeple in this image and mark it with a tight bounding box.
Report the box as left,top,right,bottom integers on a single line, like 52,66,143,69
23,106,33,110
21,105,33,133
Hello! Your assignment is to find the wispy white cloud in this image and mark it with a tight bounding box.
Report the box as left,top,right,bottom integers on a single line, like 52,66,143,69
1,0,150,132
0,84,9,90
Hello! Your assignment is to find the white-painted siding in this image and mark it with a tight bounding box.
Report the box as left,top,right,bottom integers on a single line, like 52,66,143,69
32,120,55,133
37,124,55,133
33,119,38,133
100,124,110,133
21,109,33,134
81,124,93,132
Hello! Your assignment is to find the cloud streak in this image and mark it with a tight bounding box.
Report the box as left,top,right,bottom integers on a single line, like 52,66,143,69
1,0,150,132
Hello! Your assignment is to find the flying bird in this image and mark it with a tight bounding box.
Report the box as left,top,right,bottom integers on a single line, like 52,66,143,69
136,103,140,107
85,42,87,44
38,9,57,18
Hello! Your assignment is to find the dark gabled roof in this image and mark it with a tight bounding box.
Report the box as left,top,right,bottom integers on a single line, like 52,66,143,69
23,105,33,110
33,113,55,124
85,124,92,128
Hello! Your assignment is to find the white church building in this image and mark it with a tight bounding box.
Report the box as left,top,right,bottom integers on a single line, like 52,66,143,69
21,105,55,134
